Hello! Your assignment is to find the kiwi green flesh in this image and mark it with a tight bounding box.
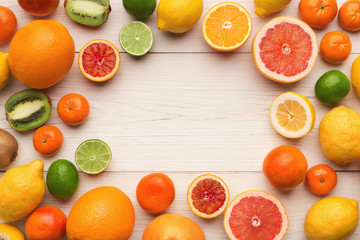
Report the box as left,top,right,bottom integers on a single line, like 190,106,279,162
65,0,111,27
5,89,51,131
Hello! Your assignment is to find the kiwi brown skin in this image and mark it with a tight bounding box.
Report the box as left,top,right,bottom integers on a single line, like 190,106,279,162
0,129,18,169
64,0,111,27
5,89,52,131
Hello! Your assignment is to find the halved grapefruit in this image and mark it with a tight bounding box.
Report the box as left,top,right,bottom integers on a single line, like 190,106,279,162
78,39,120,82
252,16,318,83
187,174,230,219
224,190,288,240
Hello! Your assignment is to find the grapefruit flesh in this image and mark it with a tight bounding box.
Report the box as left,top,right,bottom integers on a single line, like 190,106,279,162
252,17,318,83
224,190,288,240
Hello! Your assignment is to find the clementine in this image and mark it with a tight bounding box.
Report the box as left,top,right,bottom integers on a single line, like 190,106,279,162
320,31,351,64
8,20,75,89
339,0,360,31
0,6,17,44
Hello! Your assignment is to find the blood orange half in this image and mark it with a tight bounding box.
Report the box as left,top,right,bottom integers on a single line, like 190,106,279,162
252,16,318,84
224,190,288,240
78,39,120,82
187,174,229,219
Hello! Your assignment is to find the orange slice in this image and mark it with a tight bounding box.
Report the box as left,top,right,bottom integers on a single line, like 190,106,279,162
202,2,253,52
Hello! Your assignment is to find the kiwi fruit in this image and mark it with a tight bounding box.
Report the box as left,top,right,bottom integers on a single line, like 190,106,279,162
0,129,18,169
64,0,111,27
5,89,52,131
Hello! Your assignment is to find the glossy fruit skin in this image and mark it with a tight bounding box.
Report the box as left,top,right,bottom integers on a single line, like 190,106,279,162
299,0,338,28
18,0,59,16
0,6,17,44
136,173,175,214
320,31,351,64
33,125,63,156
306,164,337,195
315,70,350,104
123,0,156,20
339,0,360,31
25,206,66,240
263,145,308,190
57,93,90,125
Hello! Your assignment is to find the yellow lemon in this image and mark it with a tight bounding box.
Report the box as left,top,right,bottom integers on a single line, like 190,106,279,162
0,52,11,90
305,197,359,240
254,0,291,17
157,0,203,33
319,106,360,164
351,55,360,97
0,223,25,240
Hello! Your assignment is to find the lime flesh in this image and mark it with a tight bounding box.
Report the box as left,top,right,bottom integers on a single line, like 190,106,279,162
119,21,153,56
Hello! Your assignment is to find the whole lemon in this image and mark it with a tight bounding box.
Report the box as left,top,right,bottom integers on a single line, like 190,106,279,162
0,52,11,90
305,197,359,240
351,55,360,97
254,0,291,17
157,0,203,33
319,105,360,164
0,223,25,240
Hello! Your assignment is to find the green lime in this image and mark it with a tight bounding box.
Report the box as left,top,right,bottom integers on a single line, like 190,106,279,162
119,21,153,56
75,139,112,174
46,159,79,200
123,0,156,20
315,70,351,104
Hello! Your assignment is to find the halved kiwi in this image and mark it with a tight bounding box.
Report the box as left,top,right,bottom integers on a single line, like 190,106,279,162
64,0,111,27
5,89,52,131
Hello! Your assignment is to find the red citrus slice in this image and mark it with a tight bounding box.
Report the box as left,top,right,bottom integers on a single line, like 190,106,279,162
187,174,229,219
224,190,288,240
78,39,120,82
252,16,318,84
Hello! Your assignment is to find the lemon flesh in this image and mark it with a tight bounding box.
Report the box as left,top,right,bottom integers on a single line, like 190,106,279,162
254,0,291,17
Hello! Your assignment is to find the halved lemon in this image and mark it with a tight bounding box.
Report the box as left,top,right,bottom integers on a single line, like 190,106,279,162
270,92,315,138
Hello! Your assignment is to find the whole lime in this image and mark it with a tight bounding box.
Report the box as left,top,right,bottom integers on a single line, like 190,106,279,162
315,70,350,105
123,0,157,20
46,159,79,200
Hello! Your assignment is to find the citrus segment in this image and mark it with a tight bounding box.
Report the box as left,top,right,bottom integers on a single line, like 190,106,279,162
187,174,229,218
224,190,288,240
252,17,318,83
202,2,252,51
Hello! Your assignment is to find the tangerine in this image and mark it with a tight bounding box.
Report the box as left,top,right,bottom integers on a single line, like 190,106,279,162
339,0,360,31
320,31,351,64
0,6,17,44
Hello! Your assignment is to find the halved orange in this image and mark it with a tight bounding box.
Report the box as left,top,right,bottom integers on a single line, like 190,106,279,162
78,39,120,82
202,2,253,52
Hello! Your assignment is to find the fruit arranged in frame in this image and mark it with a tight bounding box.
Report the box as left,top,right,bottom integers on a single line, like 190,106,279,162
299,0,338,28
57,93,90,125
46,159,79,200
8,20,75,89
305,197,359,240
64,0,111,27
0,52,11,90
319,105,360,165
0,160,45,221
351,55,360,97
306,164,337,196
320,31,351,64
315,70,351,104
339,0,360,31
33,125,63,155
66,186,135,240
187,174,229,219
123,0,156,20
0,6,17,44
142,213,206,240
75,139,112,174
25,206,66,240
252,17,318,83
0,129,18,169
5,89,52,131
120,21,153,56
18,0,59,16
157,0,203,33
223,190,288,240
136,173,175,214
0,223,25,240
269,92,315,138
263,145,308,190
254,0,291,17
79,39,120,82
202,2,252,52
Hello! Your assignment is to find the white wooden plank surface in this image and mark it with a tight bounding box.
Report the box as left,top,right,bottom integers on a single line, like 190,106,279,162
1,0,360,239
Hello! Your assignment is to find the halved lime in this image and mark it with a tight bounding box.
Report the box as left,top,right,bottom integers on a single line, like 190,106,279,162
119,21,153,56
75,139,112,174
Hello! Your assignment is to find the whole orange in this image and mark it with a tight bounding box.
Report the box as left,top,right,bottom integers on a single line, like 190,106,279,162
136,173,175,214
66,186,135,240
8,20,75,89
320,31,351,64
0,6,17,44
263,145,308,190
25,206,66,240
142,213,206,240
